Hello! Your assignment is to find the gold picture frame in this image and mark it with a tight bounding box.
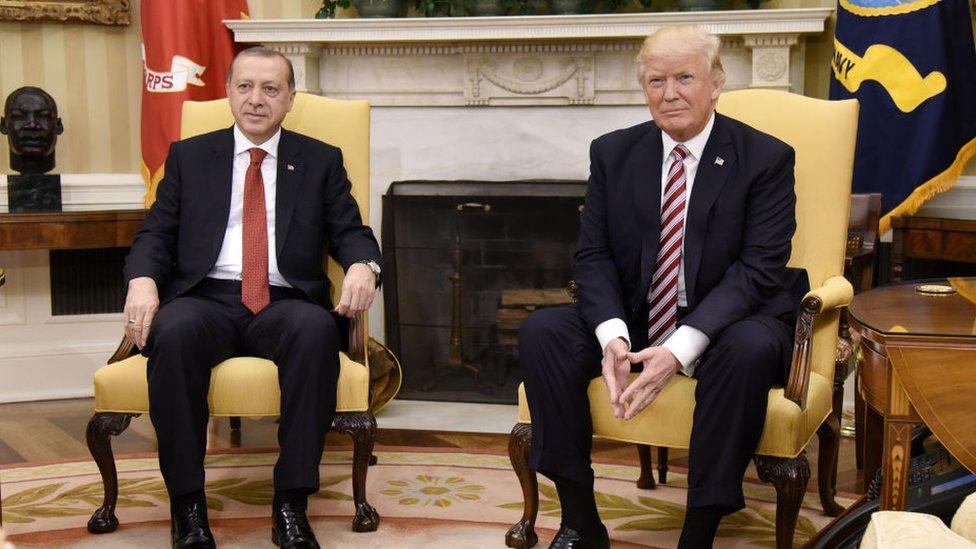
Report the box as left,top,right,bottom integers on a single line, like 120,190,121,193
0,0,130,26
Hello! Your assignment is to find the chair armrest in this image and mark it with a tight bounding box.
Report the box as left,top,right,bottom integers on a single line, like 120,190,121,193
784,276,854,409
805,276,854,314
0,267,5,287
108,337,138,364
347,310,367,364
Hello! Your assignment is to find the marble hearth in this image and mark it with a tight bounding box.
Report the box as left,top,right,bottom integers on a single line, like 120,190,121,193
226,9,832,341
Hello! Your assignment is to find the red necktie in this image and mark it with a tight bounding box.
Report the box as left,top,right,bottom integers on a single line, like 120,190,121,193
647,144,689,347
242,147,270,314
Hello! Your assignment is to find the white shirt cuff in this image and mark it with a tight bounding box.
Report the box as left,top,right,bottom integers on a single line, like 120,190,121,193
595,318,630,352
662,324,710,377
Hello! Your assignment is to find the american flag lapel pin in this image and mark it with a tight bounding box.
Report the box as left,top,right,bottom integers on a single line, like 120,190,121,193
714,157,724,166
287,164,295,171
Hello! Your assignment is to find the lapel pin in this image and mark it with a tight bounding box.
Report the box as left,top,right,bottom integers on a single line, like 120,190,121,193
714,157,725,166
287,164,295,171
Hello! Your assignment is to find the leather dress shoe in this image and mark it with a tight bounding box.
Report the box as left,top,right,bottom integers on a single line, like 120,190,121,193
171,501,216,548
548,524,610,549
272,502,320,548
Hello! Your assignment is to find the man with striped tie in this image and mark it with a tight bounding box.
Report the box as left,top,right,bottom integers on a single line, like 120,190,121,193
518,26,805,549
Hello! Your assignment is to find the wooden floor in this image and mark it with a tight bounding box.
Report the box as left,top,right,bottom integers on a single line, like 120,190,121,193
0,398,866,497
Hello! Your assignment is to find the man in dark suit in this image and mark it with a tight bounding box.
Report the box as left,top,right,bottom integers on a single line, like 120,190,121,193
519,26,804,548
123,47,381,549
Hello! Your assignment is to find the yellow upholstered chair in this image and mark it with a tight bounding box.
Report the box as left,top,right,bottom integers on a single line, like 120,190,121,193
505,89,859,549
85,93,381,535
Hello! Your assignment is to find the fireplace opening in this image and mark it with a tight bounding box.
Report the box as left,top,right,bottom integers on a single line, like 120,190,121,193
382,180,586,404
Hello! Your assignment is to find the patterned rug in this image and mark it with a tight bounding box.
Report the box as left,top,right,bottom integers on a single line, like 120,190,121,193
1,449,852,548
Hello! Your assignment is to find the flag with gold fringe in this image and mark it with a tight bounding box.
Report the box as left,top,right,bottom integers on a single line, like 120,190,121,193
140,0,249,206
829,0,976,234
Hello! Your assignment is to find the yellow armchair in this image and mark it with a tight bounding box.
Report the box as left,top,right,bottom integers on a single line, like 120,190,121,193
85,93,381,535
506,89,859,549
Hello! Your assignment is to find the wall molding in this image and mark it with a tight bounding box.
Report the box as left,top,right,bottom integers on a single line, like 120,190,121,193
915,175,976,220
225,9,833,44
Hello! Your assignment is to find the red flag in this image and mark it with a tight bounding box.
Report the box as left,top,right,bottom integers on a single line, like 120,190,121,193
140,0,249,206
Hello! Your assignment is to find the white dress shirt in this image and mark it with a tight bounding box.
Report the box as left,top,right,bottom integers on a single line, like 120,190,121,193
594,113,715,376
207,125,292,288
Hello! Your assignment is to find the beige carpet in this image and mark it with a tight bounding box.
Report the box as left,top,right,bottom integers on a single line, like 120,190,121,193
1,449,852,548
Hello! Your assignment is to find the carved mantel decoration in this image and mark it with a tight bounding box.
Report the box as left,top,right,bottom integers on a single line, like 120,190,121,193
0,0,130,25
225,9,832,107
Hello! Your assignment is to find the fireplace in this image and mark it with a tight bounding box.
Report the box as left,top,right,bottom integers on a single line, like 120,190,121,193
383,180,586,404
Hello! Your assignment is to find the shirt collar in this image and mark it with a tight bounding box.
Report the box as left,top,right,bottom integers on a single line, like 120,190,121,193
661,111,715,163
233,124,280,159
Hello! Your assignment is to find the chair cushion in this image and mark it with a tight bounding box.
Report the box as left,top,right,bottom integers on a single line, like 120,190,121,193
516,371,832,458
861,511,976,548
952,492,976,543
93,353,369,416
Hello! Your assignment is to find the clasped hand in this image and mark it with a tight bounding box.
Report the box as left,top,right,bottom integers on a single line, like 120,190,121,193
601,338,681,420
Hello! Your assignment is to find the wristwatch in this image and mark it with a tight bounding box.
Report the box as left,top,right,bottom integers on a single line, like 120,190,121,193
358,259,382,289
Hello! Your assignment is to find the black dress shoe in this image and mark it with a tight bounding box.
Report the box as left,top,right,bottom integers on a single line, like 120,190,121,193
548,524,610,549
272,502,320,548
171,501,216,548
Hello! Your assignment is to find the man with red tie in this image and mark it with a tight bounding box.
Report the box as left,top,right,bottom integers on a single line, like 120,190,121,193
123,47,381,549
518,26,806,548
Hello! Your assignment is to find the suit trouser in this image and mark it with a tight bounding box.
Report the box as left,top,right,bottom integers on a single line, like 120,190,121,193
144,278,341,498
519,303,792,512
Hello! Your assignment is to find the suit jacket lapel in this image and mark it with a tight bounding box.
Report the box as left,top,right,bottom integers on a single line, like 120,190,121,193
637,127,664,304
275,129,303,258
684,113,736,304
207,128,235,261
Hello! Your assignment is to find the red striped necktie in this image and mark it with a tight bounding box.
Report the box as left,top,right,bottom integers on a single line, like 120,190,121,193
241,147,270,315
647,144,689,347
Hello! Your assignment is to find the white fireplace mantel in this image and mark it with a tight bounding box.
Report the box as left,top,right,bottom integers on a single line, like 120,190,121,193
225,8,833,106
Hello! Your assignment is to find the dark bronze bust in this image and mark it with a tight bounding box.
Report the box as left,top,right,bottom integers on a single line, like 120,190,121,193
1,86,63,174
1,86,64,211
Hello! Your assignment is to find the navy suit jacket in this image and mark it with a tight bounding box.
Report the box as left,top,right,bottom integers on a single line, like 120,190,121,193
572,112,806,361
124,127,381,309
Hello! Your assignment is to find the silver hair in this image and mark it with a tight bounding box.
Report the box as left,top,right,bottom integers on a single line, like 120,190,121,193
635,26,726,88
227,46,295,91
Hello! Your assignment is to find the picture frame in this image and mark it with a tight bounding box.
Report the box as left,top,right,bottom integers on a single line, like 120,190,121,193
0,0,130,26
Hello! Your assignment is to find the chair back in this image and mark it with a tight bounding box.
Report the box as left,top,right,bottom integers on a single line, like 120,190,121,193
717,89,858,379
180,93,371,305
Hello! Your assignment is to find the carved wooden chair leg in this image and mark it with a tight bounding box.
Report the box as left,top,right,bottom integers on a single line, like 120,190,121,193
505,423,539,548
333,411,380,532
86,412,137,534
636,444,656,489
754,453,811,549
658,446,669,484
816,415,844,516
229,416,242,448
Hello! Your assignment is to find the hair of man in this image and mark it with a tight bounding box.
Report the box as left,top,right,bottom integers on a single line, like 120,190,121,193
635,25,726,88
227,46,296,91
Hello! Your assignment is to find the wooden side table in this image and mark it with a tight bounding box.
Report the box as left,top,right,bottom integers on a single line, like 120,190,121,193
848,278,976,510
891,217,976,282
0,210,145,251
